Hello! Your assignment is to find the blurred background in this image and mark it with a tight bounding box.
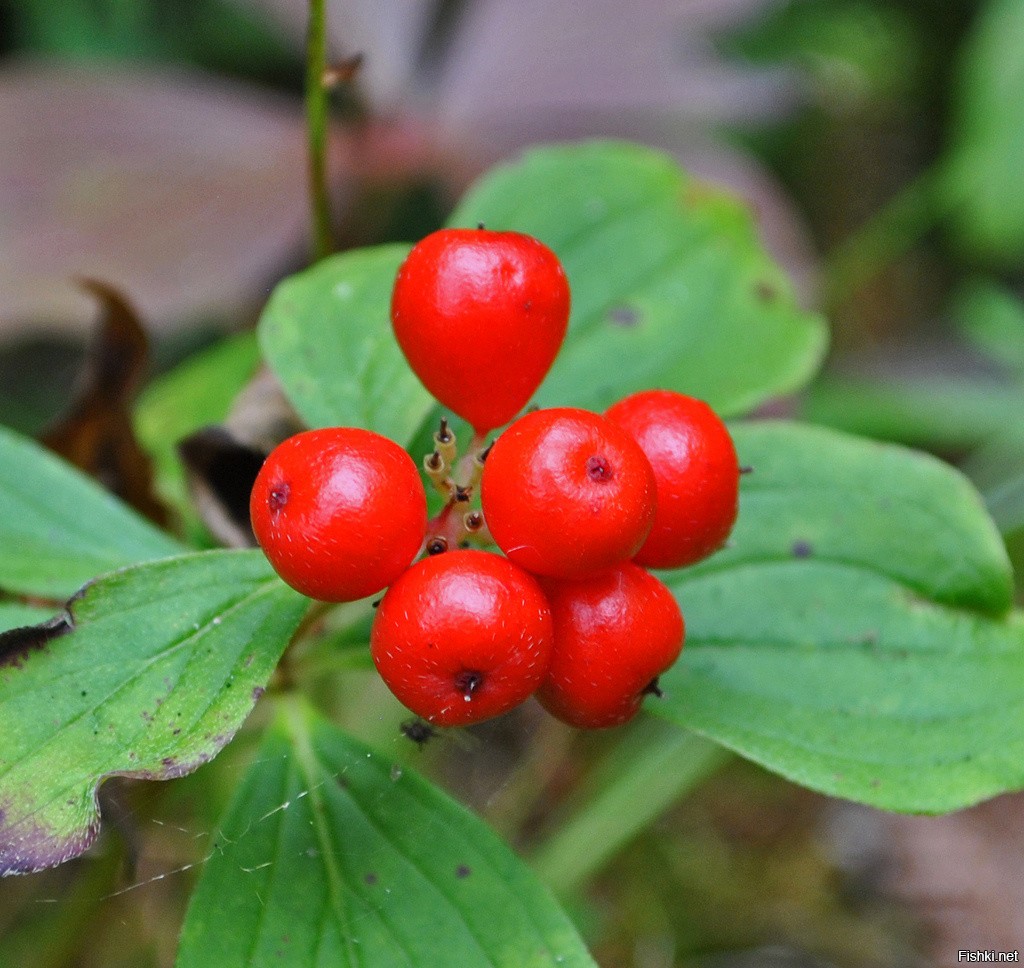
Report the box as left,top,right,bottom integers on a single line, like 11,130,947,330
1,1,1023,965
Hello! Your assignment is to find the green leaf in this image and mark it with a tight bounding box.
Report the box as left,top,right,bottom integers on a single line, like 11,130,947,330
177,700,597,968
951,279,1024,379
802,374,1024,450
0,603,55,634
448,141,828,417
945,0,1024,264
653,422,1021,812
0,425,185,598
0,550,307,874
699,422,1012,613
260,143,824,435
135,331,261,538
964,432,1024,539
803,279,1024,451
259,244,433,445
725,0,922,107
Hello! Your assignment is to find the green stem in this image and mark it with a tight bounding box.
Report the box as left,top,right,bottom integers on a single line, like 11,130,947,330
823,164,950,310
529,717,730,897
305,0,333,261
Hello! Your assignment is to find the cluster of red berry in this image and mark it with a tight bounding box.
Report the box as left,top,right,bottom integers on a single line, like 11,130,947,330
250,228,740,730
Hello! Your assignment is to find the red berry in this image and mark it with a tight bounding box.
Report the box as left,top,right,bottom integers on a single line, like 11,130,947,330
370,550,553,727
605,390,739,569
480,408,656,580
250,427,426,602
390,227,571,434
537,563,684,729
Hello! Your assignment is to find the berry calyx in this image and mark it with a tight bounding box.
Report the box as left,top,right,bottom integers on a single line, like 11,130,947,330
480,407,656,580
605,390,739,569
537,562,685,729
250,427,426,602
390,227,571,434
370,550,554,727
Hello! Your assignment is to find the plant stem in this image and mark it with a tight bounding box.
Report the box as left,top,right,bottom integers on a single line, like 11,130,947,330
305,0,333,261
529,717,729,897
822,164,950,311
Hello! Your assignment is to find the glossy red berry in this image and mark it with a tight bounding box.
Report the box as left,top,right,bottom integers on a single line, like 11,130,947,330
480,407,656,580
370,550,553,727
250,427,426,602
390,227,571,434
537,562,684,729
605,390,739,569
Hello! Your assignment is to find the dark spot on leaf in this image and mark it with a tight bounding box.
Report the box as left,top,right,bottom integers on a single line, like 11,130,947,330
364,872,378,885
792,540,813,559
606,304,640,327
0,611,74,669
252,686,265,702
162,757,176,768
456,864,471,879
754,280,778,303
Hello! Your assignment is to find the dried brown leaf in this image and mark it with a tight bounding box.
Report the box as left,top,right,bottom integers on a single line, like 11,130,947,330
178,366,302,548
41,279,169,527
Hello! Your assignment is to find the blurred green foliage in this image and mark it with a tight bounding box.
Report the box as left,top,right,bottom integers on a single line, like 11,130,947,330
0,0,302,90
